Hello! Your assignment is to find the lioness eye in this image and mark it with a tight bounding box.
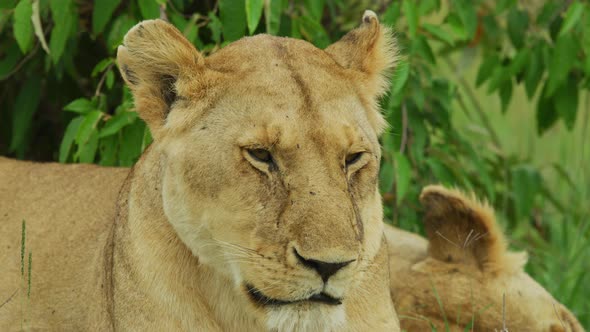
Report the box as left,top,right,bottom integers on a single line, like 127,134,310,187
345,152,363,167
248,148,273,164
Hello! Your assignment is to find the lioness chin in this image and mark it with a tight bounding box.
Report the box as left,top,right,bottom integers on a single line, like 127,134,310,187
0,10,400,332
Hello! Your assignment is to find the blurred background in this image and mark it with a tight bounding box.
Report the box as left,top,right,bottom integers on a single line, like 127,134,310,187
0,0,588,327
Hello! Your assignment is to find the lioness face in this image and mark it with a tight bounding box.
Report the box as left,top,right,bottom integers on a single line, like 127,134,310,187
117,12,396,329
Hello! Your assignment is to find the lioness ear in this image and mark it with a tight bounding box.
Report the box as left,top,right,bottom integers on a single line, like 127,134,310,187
325,10,398,135
117,20,204,137
420,185,527,273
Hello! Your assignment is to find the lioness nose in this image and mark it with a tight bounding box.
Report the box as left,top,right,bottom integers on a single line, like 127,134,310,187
294,249,355,282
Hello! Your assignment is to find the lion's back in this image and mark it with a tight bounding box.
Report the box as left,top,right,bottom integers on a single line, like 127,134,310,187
0,157,129,330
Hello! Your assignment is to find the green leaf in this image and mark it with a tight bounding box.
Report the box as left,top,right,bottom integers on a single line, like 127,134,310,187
63,98,95,114
75,110,103,146
391,60,409,95
559,1,584,37
119,121,146,166
49,0,75,64
418,0,440,15
452,0,477,40
297,15,329,48
264,0,282,35
98,134,118,166
141,125,153,151
508,48,530,77
445,13,466,40
476,54,499,87
106,14,137,51
536,1,560,26
507,8,529,49
495,0,515,13
137,0,160,19
78,130,99,163
303,0,324,21
554,77,579,130
402,0,418,38
379,161,394,194
583,11,590,56
382,2,401,26
411,36,435,64
511,165,542,220
0,0,18,9
422,23,454,45
549,15,563,42
59,116,83,163
537,83,558,135
91,58,113,77
14,0,34,54
481,14,500,41
0,44,22,78
426,158,455,185
182,15,199,45
92,0,122,35
245,0,263,35
106,69,114,89
207,12,222,44
219,0,246,42
499,79,512,113
524,46,543,98
9,77,41,158
486,65,509,93
99,111,138,137
546,34,578,97
394,152,411,204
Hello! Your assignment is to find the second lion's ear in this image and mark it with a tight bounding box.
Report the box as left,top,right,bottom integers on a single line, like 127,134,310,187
117,20,205,138
325,10,398,135
420,185,527,274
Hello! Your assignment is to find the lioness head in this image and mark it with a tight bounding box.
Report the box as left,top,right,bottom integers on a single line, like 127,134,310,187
117,11,396,330
390,185,583,332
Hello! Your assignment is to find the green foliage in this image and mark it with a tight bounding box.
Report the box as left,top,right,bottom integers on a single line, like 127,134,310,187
13,0,33,54
1,0,589,327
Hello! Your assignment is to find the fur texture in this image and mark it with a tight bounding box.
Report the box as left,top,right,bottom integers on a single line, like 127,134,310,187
0,11,400,331
386,185,584,332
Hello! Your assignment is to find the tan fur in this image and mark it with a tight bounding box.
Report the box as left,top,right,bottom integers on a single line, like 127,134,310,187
386,185,584,332
0,11,400,331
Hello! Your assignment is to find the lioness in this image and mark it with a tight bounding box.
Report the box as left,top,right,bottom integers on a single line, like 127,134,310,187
1,11,400,331
0,10,584,332
386,185,584,332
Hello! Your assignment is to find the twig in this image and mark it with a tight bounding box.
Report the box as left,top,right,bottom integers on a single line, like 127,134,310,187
159,4,168,22
94,63,115,97
0,43,40,81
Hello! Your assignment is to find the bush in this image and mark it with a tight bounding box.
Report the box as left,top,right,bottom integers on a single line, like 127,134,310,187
1,0,588,326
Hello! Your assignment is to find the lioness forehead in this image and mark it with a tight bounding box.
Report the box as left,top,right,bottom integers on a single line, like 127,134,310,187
191,35,376,148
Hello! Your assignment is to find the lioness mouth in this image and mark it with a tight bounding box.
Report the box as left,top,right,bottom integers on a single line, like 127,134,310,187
245,284,342,306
